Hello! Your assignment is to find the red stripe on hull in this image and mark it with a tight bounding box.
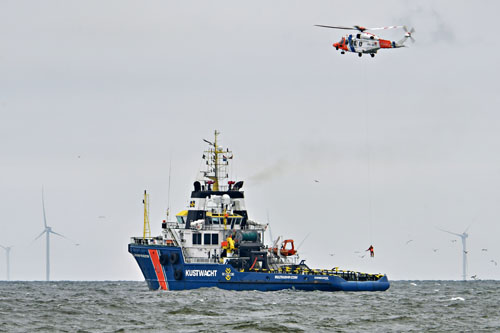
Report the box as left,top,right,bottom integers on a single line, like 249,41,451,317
149,249,168,290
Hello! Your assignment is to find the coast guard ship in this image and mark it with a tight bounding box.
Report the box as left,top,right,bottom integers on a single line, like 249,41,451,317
128,131,390,291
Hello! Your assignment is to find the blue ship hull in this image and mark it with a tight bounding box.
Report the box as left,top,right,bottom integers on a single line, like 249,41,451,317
129,244,390,292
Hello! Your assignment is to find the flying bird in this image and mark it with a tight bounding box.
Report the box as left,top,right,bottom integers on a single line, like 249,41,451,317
481,248,488,252
432,248,439,252
314,180,320,183
451,240,457,243
491,260,498,266
471,275,478,280
406,239,413,245
329,253,335,256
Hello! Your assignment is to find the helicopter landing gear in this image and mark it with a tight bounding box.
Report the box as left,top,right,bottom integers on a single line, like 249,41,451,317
336,46,339,51
358,53,362,57
341,51,345,54
370,53,375,58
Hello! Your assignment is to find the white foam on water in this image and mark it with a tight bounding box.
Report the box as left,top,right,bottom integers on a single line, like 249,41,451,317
450,297,465,301
410,283,417,286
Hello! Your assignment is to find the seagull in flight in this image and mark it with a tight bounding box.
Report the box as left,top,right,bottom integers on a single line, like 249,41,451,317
406,239,413,245
482,248,488,252
314,180,320,183
451,239,457,243
491,260,498,266
432,248,439,252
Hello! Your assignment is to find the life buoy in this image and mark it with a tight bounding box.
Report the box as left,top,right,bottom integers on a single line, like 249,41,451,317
170,252,179,264
174,269,183,280
159,253,169,266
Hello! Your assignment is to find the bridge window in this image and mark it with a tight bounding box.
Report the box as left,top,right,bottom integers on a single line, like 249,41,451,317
204,233,211,245
212,233,219,245
192,233,202,245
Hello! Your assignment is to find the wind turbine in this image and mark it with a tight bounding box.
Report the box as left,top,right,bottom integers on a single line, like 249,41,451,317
34,189,76,281
0,245,12,280
438,226,470,281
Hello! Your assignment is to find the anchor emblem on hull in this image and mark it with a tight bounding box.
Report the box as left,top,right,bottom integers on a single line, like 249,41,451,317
222,267,234,281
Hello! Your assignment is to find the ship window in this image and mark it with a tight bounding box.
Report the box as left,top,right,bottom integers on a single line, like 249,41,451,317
212,217,219,224
234,218,240,225
204,233,211,245
176,216,185,224
212,233,219,245
192,233,202,245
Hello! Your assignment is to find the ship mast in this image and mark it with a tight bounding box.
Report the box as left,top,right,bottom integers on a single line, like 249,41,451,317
143,190,151,239
213,130,220,191
202,130,233,191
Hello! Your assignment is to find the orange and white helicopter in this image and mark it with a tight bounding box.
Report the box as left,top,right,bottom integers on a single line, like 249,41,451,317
315,24,415,57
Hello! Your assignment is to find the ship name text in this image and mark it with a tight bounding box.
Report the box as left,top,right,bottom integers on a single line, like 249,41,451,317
185,269,218,277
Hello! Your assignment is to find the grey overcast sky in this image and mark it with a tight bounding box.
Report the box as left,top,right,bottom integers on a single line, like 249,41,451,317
1,1,500,281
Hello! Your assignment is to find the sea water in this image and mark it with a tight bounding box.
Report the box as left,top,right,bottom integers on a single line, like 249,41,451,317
0,281,499,332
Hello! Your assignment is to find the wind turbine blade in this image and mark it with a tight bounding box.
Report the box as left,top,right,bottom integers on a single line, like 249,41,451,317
33,230,46,242
464,224,472,233
50,230,78,244
0,244,5,250
42,187,48,228
437,228,462,237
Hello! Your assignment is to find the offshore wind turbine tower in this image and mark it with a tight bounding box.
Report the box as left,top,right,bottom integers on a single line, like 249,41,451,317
439,227,469,281
34,189,75,281
0,245,11,281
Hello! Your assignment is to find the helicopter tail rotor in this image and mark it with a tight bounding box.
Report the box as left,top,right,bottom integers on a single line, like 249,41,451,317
403,26,416,43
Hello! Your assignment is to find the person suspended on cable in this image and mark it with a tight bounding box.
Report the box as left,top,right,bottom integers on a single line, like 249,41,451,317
366,245,374,258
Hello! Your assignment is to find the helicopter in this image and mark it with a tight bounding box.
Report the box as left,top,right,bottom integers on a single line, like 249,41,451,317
315,25,415,57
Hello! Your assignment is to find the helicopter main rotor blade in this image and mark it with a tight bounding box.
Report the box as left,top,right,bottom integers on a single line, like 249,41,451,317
314,25,358,31
367,25,404,31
